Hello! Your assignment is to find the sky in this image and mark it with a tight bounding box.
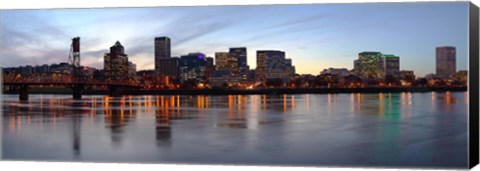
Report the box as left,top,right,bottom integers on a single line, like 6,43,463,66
0,2,469,77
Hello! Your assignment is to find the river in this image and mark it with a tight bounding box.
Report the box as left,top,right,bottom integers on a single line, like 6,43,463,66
1,92,469,169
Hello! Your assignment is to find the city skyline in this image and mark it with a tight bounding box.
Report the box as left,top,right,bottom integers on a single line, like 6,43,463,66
1,2,469,77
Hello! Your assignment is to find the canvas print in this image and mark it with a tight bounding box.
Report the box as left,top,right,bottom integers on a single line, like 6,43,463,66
1,1,477,169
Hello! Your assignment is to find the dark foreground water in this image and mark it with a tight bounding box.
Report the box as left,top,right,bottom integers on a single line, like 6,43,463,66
2,92,469,169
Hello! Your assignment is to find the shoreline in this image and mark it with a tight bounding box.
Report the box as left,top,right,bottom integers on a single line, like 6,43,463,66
2,87,467,96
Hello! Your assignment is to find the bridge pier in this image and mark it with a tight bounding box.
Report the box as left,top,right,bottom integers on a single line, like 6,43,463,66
72,84,84,100
108,85,121,97
19,84,29,101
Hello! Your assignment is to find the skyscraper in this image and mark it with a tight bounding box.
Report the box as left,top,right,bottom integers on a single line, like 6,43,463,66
179,53,207,83
155,37,178,79
205,57,215,82
436,46,456,79
215,52,238,74
284,58,295,78
128,61,137,78
353,51,382,79
256,50,294,82
155,37,171,60
229,47,248,80
377,54,400,79
104,41,129,80
212,52,241,86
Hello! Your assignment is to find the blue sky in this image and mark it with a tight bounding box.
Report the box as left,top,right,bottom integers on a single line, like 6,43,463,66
0,2,469,76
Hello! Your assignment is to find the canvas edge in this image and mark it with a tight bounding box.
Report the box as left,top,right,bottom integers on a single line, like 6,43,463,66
469,1,480,169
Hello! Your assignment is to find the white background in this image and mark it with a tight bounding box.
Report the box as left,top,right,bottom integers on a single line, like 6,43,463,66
0,0,479,171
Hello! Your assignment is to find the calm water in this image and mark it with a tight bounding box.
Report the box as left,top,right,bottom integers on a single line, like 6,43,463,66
1,92,469,168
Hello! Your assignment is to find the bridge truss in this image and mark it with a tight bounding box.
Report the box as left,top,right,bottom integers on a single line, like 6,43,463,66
68,37,82,80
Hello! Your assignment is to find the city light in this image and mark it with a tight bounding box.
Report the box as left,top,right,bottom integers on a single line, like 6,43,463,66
1,37,467,98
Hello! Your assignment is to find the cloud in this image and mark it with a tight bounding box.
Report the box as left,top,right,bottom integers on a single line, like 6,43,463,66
1,11,74,67
1,6,267,70
1,3,468,75
157,11,237,47
271,13,328,29
80,49,109,68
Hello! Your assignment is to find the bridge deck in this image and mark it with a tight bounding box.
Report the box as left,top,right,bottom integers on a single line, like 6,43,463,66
2,81,142,88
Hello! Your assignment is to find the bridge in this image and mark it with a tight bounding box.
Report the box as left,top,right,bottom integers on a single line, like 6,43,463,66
2,37,142,101
3,80,142,101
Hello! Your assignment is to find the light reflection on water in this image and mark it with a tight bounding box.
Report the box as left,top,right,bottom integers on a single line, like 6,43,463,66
2,92,468,168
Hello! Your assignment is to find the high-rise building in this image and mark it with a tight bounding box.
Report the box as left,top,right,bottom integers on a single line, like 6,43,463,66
353,51,382,79
104,41,129,80
229,47,248,80
248,70,256,81
213,51,241,83
256,50,294,82
159,58,179,79
155,37,178,78
155,37,171,60
284,58,295,78
436,46,456,79
377,54,400,79
128,61,137,78
212,52,242,85
215,52,238,74
179,53,207,83
205,57,215,82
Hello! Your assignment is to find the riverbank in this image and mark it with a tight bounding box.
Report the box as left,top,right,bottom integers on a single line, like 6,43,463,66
2,86,467,96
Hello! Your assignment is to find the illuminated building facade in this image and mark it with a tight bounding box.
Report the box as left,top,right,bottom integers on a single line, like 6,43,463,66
210,70,241,87
104,41,129,80
179,53,207,83
155,37,178,79
215,52,230,71
205,57,215,82
284,58,295,78
353,51,382,79
320,68,350,76
215,52,238,75
377,54,400,79
436,46,456,79
229,47,248,81
213,51,240,84
128,61,137,78
256,50,295,82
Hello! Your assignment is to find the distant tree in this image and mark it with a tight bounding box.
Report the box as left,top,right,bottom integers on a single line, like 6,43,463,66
415,78,428,87
452,71,468,86
434,79,447,87
265,78,283,87
451,80,464,86
222,82,229,88
403,75,416,85
323,74,339,88
289,78,304,88
313,76,323,87
344,74,362,87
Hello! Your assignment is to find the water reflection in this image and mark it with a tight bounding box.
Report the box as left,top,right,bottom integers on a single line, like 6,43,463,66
154,96,176,146
217,95,247,128
70,101,87,157
2,92,469,168
103,96,137,145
